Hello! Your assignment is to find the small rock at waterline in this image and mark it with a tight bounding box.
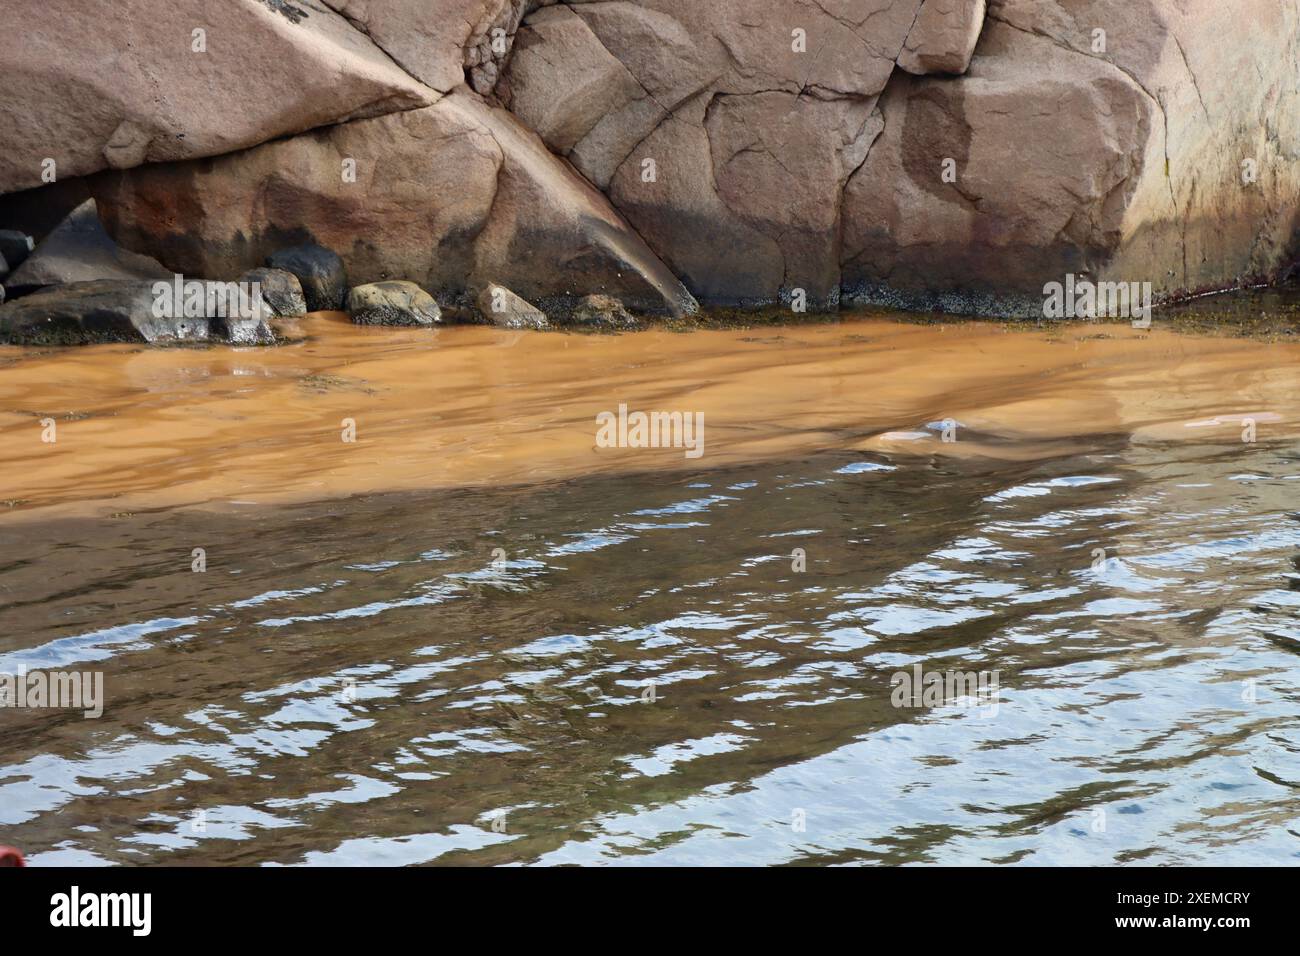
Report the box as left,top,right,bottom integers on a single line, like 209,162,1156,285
265,243,347,312
0,231,34,270
239,267,307,317
477,283,548,330
347,281,441,326
570,294,638,329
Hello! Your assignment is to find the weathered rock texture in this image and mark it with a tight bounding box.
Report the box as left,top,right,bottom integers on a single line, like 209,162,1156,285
898,0,987,75
93,91,698,316
503,0,928,308
323,1,546,94
348,280,442,325
842,0,1300,312
4,0,1295,320
0,281,163,344
4,200,171,297
0,0,436,195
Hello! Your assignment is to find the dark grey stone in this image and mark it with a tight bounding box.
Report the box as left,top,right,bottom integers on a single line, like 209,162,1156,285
0,280,157,344
265,243,347,312
0,230,35,270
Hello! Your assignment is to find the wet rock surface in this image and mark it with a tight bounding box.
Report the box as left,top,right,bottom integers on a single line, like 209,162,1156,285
239,267,307,318
567,293,639,329
0,280,169,344
477,283,548,329
265,244,348,312
0,278,273,345
348,281,442,326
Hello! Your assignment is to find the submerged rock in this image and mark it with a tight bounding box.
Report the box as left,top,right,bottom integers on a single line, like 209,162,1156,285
0,278,273,345
4,199,170,297
239,267,307,318
477,283,548,330
347,281,442,326
265,244,347,312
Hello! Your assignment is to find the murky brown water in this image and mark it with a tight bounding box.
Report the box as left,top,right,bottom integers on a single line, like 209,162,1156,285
1,310,1298,519
1,302,1298,865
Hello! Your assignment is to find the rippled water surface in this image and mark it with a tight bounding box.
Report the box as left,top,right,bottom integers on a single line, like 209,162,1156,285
1,309,1298,865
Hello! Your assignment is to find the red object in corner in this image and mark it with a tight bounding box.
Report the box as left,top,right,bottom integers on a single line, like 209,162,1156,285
0,847,24,867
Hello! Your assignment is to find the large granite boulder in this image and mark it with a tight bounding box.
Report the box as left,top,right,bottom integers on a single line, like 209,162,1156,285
840,20,1149,315
10,0,1291,321
92,91,699,317
0,0,435,194
506,0,926,309
984,0,1300,302
502,3,721,191
841,1,1300,313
